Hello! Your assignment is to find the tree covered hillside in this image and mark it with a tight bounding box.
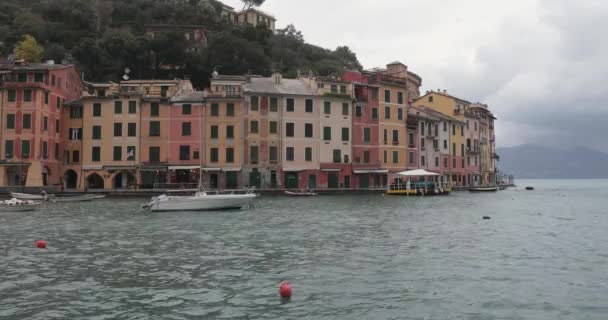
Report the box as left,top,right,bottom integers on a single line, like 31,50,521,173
0,0,362,88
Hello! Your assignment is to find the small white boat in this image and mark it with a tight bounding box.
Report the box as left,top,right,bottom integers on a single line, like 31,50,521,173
469,186,499,192
0,198,41,212
144,188,258,212
10,191,54,200
284,190,318,197
51,194,106,203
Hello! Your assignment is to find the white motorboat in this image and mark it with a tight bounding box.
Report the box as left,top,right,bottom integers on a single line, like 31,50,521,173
10,191,54,200
284,190,318,197
0,198,41,212
469,186,499,192
144,188,258,212
51,194,106,203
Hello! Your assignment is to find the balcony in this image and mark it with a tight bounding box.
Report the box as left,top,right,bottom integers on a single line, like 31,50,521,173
392,140,400,145
491,153,500,160
467,148,480,155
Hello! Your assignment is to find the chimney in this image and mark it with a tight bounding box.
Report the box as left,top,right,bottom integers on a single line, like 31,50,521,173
46,60,55,65
271,72,282,84
443,89,447,94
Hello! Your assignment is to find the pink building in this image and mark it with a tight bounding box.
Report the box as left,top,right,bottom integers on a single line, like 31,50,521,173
343,71,384,189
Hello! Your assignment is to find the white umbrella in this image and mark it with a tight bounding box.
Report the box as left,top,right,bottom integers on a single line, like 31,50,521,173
396,169,439,177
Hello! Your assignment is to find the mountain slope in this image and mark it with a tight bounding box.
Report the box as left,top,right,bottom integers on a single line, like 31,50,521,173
497,145,608,178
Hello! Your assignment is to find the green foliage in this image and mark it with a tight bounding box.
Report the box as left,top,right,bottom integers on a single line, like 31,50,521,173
0,0,362,88
241,0,266,10
323,92,352,100
14,34,44,62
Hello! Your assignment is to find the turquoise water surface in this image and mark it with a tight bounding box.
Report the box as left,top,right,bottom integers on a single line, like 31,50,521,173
1,180,607,319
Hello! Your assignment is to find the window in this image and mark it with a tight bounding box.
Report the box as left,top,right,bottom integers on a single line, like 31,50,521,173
128,101,137,114
384,90,391,102
333,150,341,163
113,146,122,161
286,147,294,161
371,88,378,100
149,121,161,136
250,121,258,133
409,132,414,146
182,104,191,115
474,122,478,131
342,128,349,141
443,122,447,132
210,148,219,162
34,73,43,82
453,124,456,135
382,150,388,163
89,146,100,162
51,75,56,86
210,125,218,139
23,114,31,129
5,140,13,158
18,73,27,82
92,126,101,139
70,106,82,118
93,103,101,117
42,142,48,159
356,105,362,117
24,90,32,102
226,148,234,163
56,119,60,133
444,158,448,168
250,146,259,163
149,147,160,162
435,157,439,167
305,99,313,113
453,143,456,156
444,140,448,149
420,122,425,135
269,98,278,112
114,101,122,114
7,114,15,129
421,138,425,149
331,84,337,93
393,130,399,143
429,96,433,103
385,106,391,119
114,123,122,137
340,85,346,94
151,103,159,116
287,98,295,112
8,90,16,102
211,103,219,116
323,127,331,141
226,103,235,116
421,156,426,166
433,139,439,150
251,97,259,111
453,158,457,168
435,124,439,136
364,128,371,143
226,126,234,139
21,140,30,158
72,150,80,163
398,108,403,120
342,103,349,116
461,126,464,136
324,101,331,114
371,108,378,119
305,147,312,161
394,151,400,164
179,146,190,160
398,92,403,104
269,146,277,162
69,128,82,140
468,157,471,166
461,144,465,157
305,123,313,138
383,129,388,143
269,121,277,134
128,123,137,137
176,122,189,137
359,150,367,164
285,123,294,137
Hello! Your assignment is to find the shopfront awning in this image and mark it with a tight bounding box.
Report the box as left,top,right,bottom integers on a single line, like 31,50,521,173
140,166,168,172
283,168,304,172
169,165,200,170
353,169,388,174
321,168,342,172
82,165,103,170
103,166,137,170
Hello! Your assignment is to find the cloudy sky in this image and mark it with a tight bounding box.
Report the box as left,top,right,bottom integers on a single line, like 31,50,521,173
224,0,608,151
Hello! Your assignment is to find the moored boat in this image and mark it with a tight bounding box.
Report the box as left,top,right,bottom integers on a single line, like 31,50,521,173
284,190,318,197
51,194,106,203
386,169,451,196
10,191,54,200
469,186,499,192
0,198,41,212
143,188,258,212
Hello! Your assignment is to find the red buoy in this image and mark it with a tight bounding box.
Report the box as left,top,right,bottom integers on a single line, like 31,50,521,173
36,240,47,249
279,281,292,299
